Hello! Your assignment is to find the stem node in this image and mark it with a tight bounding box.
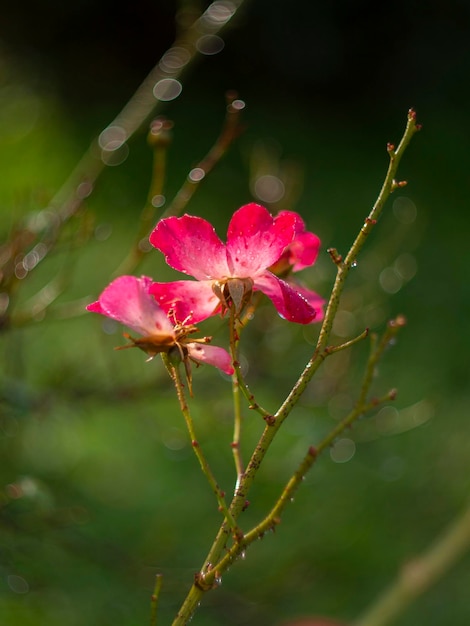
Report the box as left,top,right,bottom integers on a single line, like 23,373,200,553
263,414,276,426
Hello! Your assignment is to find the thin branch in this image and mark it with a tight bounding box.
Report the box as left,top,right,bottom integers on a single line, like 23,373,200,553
229,307,272,420
150,573,163,626
163,355,241,537
207,317,404,580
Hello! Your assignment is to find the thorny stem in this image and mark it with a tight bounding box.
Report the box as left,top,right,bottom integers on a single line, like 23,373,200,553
274,109,420,428
163,356,240,536
206,320,402,582
172,110,420,625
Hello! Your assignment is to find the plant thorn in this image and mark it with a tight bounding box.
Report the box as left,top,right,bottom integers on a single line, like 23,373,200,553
327,248,343,266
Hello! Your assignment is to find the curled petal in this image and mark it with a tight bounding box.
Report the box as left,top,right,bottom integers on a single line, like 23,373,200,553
187,343,234,375
286,231,321,272
86,275,172,335
149,214,229,279
226,203,296,276
271,211,321,273
150,280,220,323
253,271,318,324
288,282,325,322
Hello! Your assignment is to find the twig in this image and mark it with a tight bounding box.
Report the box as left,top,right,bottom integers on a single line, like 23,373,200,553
205,320,403,582
150,573,163,626
163,355,241,537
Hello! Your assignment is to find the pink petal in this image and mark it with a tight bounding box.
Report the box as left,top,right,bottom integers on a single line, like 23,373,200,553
275,210,321,272
149,215,229,280
226,203,296,276
149,280,221,323
87,275,172,335
289,282,325,322
287,231,321,272
253,271,318,324
187,343,234,375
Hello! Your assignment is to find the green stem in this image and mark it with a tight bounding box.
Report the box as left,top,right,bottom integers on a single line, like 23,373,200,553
229,307,245,485
229,307,271,419
164,357,240,536
150,573,163,626
208,319,403,580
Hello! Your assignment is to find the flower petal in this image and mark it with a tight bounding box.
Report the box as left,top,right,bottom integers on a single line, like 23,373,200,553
149,214,229,279
149,280,221,323
270,211,321,274
187,343,234,375
253,271,318,324
288,282,325,322
226,203,296,276
87,275,172,335
287,231,321,271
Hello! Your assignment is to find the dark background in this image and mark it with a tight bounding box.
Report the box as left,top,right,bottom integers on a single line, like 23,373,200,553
1,2,470,625
4,0,470,115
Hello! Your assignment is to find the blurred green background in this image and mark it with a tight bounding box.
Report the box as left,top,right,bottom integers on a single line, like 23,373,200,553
1,1,470,625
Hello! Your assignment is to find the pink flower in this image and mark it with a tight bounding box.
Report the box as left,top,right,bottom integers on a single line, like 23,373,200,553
149,203,321,324
269,210,325,321
269,211,321,274
87,275,234,377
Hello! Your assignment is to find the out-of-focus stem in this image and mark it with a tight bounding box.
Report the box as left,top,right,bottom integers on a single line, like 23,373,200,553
353,504,470,626
163,91,246,218
114,118,172,276
150,573,163,626
49,0,249,224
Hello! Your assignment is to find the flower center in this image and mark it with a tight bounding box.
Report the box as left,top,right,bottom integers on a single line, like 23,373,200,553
212,277,254,316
